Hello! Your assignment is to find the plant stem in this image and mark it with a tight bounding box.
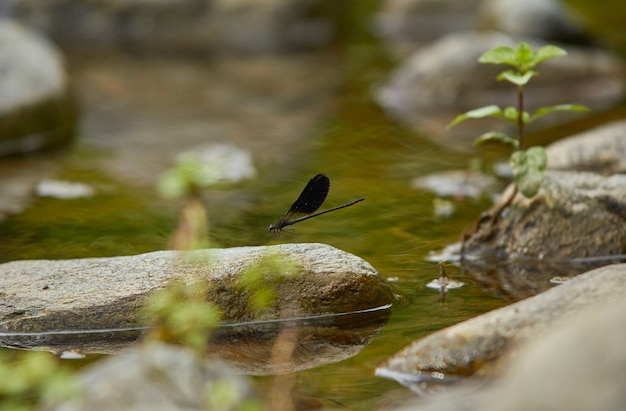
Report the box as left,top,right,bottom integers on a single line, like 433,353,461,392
517,85,525,150
494,184,518,222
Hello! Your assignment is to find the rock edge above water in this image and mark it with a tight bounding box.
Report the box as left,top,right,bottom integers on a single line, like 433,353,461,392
376,263,626,380
460,170,626,295
0,243,395,333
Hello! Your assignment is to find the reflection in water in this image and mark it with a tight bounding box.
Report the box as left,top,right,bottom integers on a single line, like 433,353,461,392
210,304,392,375
432,243,626,299
375,367,464,397
425,263,465,306
461,254,626,299
0,304,391,375
0,327,145,355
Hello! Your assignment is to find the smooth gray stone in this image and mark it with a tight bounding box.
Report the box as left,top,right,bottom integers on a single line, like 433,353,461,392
0,243,395,334
377,263,626,380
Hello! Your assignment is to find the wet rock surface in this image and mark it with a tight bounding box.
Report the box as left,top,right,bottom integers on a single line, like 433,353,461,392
1,243,394,374
382,266,626,411
377,263,626,381
0,243,395,371
0,243,394,331
460,171,626,296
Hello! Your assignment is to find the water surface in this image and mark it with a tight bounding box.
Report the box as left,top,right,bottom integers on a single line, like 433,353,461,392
2,32,623,409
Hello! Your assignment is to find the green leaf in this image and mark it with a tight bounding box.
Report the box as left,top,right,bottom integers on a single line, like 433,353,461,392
447,105,505,128
515,42,534,68
532,45,567,66
529,104,591,122
503,106,518,122
475,132,519,149
479,46,517,66
478,42,568,71
497,70,536,86
510,147,547,198
522,111,530,124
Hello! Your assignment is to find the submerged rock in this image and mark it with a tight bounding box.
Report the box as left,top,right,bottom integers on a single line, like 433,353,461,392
0,155,63,222
36,179,95,199
209,305,391,375
411,170,498,199
376,263,626,383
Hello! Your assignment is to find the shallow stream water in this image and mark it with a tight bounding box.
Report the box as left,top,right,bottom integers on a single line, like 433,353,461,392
1,28,625,410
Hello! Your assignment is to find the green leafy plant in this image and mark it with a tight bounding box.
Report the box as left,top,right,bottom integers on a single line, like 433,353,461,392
140,280,222,354
449,42,590,198
0,350,80,411
158,157,220,250
237,253,300,313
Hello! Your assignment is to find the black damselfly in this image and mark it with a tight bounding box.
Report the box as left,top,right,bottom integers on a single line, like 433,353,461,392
268,173,364,234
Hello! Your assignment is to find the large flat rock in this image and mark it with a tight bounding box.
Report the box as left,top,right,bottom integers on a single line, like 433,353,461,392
0,243,395,334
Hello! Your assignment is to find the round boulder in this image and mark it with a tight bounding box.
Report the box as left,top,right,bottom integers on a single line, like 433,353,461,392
0,20,76,155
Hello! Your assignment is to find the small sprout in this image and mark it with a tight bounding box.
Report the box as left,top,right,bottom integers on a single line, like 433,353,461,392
426,263,465,307
475,131,519,150
158,157,222,199
140,280,222,354
449,41,590,199
510,146,547,197
0,350,80,409
238,254,300,313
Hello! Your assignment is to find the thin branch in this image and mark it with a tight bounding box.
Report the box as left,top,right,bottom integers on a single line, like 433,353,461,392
517,85,525,150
